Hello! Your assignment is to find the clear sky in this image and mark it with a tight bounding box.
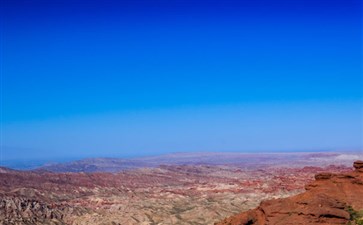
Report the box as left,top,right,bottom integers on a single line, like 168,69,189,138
1,0,362,161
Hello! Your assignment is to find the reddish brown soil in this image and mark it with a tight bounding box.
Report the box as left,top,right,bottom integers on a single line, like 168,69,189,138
216,160,363,225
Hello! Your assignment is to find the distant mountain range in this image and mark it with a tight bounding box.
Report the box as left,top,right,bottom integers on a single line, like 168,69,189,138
37,151,363,173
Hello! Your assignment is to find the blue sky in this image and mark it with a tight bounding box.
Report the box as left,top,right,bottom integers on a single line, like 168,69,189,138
1,0,362,161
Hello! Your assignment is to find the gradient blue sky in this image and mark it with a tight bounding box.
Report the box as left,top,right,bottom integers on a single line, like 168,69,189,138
1,0,362,161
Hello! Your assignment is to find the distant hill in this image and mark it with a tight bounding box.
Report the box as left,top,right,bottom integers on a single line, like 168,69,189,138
37,152,363,173
38,158,149,172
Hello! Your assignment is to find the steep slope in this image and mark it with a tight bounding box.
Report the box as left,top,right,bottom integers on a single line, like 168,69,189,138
216,160,363,225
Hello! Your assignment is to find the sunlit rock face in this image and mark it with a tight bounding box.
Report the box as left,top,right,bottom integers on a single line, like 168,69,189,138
216,160,363,225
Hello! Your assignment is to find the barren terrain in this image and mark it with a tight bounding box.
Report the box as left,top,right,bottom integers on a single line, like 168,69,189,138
0,152,361,225
216,160,363,225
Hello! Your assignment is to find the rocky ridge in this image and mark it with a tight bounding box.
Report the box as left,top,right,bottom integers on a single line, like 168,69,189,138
216,160,363,225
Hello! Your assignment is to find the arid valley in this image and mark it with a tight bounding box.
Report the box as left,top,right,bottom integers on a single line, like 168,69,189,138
1,152,362,225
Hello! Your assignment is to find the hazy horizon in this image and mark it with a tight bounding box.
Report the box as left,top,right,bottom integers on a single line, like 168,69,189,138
2,150,363,171
1,0,362,164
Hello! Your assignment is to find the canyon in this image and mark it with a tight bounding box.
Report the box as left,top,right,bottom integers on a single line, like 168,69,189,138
0,152,361,225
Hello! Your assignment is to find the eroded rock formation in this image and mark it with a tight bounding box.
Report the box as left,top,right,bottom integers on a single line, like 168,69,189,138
216,160,363,225
0,153,360,225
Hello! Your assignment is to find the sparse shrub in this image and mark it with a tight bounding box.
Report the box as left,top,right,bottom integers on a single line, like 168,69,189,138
346,206,363,225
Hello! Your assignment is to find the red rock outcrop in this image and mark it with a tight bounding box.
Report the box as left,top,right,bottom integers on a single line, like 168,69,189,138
216,160,363,225
354,160,363,172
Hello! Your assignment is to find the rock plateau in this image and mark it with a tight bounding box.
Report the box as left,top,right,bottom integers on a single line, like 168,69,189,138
216,160,363,225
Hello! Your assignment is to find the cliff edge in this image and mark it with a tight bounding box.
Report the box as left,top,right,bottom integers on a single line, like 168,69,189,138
216,160,363,225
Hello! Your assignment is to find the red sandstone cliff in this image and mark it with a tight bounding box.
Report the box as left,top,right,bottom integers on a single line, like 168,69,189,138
216,160,363,225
